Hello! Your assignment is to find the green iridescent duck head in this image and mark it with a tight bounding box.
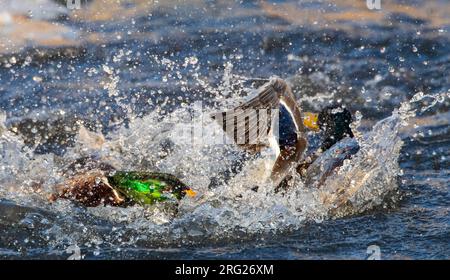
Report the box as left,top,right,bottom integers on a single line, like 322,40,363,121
317,105,354,151
303,105,354,151
107,171,196,206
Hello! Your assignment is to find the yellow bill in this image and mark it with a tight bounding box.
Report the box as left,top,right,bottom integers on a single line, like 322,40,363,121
303,112,319,131
185,189,197,198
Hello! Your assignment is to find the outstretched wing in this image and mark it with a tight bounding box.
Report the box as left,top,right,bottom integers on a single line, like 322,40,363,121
211,78,287,151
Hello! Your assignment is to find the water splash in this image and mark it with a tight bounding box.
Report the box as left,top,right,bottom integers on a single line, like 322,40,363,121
0,59,449,251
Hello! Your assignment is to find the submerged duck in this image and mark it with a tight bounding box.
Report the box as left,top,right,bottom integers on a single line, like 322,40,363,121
50,162,196,208
212,77,358,189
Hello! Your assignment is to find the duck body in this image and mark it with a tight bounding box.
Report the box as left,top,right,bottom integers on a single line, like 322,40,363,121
51,171,125,207
304,137,360,188
51,168,194,208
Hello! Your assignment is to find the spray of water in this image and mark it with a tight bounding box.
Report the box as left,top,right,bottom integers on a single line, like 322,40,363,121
0,58,448,249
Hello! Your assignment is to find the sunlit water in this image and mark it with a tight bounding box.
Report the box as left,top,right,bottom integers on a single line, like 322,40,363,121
0,0,449,259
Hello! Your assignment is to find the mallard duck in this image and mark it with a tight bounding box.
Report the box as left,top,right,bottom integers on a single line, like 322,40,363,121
212,77,357,189
211,77,308,186
50,161,196,208
295,104,357,174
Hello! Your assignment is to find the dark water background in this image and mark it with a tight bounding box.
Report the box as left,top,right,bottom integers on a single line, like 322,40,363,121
0,0,448,259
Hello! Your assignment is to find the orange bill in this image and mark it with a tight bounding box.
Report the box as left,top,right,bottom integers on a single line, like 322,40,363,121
303,112,319,131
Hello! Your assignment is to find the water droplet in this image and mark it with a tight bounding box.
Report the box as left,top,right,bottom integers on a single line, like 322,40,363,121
102,65,113,75
33,76,43,82
188,56,198,65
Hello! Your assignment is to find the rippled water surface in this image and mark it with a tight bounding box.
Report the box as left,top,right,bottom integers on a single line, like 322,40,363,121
0,0,449,259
